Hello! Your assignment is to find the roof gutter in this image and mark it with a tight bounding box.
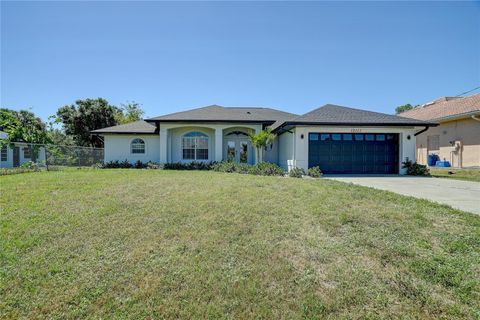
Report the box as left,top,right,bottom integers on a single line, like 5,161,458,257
414,125,430,136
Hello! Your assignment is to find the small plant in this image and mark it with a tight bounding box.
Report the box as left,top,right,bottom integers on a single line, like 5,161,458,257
307,166,322,178
402,160,430,176
289,167,305,178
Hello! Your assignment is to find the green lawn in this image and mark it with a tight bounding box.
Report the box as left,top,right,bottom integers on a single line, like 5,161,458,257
1,170,479,319
430,168,480,182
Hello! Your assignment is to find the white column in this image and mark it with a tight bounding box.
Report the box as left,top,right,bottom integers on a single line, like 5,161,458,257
215,128,223,162
160,128,168,163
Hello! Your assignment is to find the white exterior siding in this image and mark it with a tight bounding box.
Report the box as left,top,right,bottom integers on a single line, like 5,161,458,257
277,130,295,170
104,134,160,163
168,126,216,163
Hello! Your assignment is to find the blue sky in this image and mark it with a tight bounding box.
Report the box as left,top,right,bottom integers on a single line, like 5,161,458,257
1,1,479,121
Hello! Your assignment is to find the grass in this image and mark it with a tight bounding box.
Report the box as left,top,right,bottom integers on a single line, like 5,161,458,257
1,170,479,319
430,168,480,182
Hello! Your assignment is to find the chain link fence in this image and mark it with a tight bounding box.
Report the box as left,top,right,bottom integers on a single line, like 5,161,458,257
0,142,104,168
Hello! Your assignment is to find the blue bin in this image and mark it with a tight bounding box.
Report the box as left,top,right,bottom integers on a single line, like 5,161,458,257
435,160,451,167
427,154,439,166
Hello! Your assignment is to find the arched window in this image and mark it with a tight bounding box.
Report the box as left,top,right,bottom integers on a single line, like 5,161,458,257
182,132,208,160
131,138,145,154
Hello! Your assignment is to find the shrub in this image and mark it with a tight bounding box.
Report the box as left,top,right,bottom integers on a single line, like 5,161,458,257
289,167,305,178
134,160,147,169
307,166,322,178
147,162,160,169
212,161,285,176
249,162,285,176
120,159,133,169
402,160,430,176
212,161,237,173
163,161,214,171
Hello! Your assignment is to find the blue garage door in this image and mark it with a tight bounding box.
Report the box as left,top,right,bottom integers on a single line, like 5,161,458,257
308,133,399,174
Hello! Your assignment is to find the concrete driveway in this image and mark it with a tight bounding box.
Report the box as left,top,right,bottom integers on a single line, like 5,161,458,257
326,176,480,214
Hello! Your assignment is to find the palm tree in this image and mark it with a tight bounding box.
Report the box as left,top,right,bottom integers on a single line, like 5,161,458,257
248,128,276,163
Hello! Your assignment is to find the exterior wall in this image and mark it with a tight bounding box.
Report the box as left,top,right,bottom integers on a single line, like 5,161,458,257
416,117,480,168
103,134,160,163
277,130,295,170
0,144,46,168
289,126,417,174
159,122,262,163
264,138,278,164
168,126,216,163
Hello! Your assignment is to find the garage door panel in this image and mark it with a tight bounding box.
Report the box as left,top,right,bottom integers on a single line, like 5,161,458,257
308,133,399,174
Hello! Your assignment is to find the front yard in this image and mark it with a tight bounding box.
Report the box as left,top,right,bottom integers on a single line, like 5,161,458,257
1,170,479,319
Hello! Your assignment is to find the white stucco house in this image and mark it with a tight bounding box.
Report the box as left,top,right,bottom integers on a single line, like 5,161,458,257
0,131,46,168
92,104,437,174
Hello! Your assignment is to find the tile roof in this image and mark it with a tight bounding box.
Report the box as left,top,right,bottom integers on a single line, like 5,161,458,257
275,104,435,130
91,120,157,134
146,105,297,124
400,94,480,121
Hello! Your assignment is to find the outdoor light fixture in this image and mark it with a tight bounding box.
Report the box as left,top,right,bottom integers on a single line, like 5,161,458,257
407,135,411,140
300,134,304,139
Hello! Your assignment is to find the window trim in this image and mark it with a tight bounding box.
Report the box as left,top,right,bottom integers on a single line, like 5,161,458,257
182,131,209,161
130,138,146,155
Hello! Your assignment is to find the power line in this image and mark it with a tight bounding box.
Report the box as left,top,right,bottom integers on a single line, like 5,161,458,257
454,86,480,97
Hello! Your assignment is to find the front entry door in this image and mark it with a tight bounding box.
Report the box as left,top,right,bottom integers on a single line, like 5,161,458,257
226,139,249,163
13,147,20,167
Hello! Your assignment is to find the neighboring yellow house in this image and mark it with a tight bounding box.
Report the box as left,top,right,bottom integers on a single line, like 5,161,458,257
400,94,480,168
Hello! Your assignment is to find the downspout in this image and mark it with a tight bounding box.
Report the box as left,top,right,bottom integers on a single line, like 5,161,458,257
414,125,430,136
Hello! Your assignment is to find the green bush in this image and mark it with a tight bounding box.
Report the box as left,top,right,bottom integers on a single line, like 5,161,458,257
212,161,285,176
289,167,305,178
307,166,322,178
402,160,430,176
163,161,214,170
249,162,285,176
212,161,238,173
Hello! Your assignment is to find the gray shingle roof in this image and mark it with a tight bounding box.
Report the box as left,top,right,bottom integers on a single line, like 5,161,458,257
275,104,437,130
91,121,157,134
146,105,297,124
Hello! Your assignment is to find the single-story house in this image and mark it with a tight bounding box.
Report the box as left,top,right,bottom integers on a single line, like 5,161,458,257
400,94,480,168
92,104,436,174
0,131,46,168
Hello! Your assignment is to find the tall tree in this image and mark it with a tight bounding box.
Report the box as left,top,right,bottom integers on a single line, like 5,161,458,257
54,98,119,147
0,108,51,161
395,104,414,114
115,101,145,124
